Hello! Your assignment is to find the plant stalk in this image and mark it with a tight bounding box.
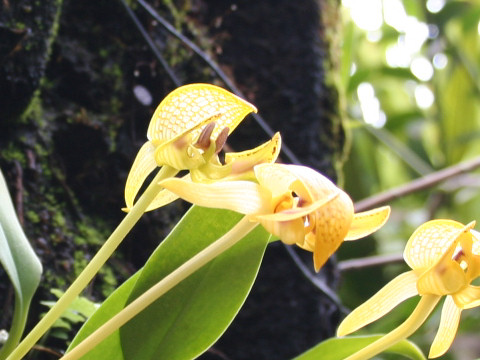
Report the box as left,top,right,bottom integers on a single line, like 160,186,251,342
6,166,176,360
61,217,259,360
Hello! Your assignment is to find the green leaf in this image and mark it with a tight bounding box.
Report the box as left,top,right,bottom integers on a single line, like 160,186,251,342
293,335,426,360
120,206,270,360
67,272,141,360
68,206,269,360
0,169,42,359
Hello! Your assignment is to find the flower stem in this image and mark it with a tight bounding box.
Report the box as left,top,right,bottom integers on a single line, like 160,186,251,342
344,294,441,360
6,166,177,360
61,217,258,360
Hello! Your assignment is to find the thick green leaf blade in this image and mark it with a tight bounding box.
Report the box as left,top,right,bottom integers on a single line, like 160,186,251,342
293,335,426,360
120,206,270,360
0,170,42,358
67,272,141,360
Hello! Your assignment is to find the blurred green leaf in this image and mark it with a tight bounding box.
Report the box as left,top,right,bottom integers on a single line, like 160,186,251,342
120,206,270,360
0,169,42,359
293,335,426,360
41,289,99,336
438,65,478,164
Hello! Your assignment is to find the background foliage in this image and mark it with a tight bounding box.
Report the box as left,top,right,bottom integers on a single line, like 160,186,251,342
338,1,480,359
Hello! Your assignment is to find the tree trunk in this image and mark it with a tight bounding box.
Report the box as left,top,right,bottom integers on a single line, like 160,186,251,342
0,0,345,358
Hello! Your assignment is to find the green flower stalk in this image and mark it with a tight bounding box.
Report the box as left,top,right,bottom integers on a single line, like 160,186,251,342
61,217,258,360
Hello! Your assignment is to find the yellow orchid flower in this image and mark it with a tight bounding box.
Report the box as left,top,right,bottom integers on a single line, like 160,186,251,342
337,219,480,359
124,83,281,212
160,163,390,271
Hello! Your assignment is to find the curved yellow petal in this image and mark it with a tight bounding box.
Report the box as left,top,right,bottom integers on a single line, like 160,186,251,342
124,141,158,210
262,217,305,245
344,206,391,241
416,260,466,295
470,229,480,255
254,163,307,199
252,192,338,222
159,178,270,215
279,164,340,201
337,270,419,336
404,220,475,271
310,191,355,271
453,285,480,309
429,296,461,358
147,83,257,145
154,135,207,170
224,132,282,180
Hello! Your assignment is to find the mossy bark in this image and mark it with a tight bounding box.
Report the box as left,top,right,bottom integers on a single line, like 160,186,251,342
0,0,345,358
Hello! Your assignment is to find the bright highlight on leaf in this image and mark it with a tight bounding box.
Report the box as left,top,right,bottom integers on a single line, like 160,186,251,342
123,83,282,212
337,219,480,359
161,163,390,271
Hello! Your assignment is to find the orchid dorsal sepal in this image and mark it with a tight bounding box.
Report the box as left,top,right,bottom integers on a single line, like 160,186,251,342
147,84,257,147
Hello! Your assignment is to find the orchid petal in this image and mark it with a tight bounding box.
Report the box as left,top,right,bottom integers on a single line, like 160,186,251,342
429,296,461,358
470,229,480,255
337,270,419,337
254,163,308,199
147,84,257,145
263,218,305,245
404,220,474,271
453,285,480,309
225,132,282,180
344,206,391,241
417,260,465,295
282,164,342,203
159,178,270,215
124,141,159,211
252,192,338,222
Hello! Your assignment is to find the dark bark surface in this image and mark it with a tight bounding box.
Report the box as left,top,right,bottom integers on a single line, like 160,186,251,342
0,0,344,358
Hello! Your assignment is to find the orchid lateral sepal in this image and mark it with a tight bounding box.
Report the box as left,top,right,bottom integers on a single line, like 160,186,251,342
337,270,419,336
342,295,441,360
